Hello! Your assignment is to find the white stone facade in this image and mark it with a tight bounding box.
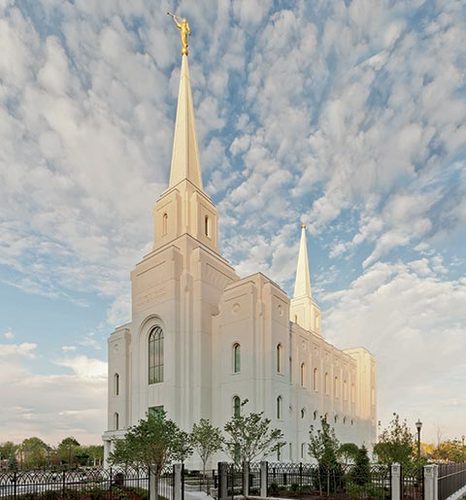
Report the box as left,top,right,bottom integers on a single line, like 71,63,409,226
103,52,376,467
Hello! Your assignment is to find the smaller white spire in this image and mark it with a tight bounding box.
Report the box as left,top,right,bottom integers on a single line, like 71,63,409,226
293,223,312,299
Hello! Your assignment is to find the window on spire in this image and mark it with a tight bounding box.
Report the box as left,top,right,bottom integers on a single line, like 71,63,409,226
276,396,282,419
148,326,164,384
114,373,119,396
276,344,282,373
233,396,241,417
162,213,168,236
205,215,211,237
233,343,240,373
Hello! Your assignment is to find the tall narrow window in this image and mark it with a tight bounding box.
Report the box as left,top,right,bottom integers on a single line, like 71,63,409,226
301,443,306,459
205,215,211,237
334,376,339,398
114,373,119,396
233,343,240,373
313,368,319,391
114,412,119,430
276,396,282,419
289,443,292,461
325,372,329,394
300,363,305,387
277,444,282,461
162,213,168,236
148,326,164,384
344,380,348,401
233,396,241,417
276,344,282,373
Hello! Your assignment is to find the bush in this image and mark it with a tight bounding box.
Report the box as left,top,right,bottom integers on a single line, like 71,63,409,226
269,482,279,495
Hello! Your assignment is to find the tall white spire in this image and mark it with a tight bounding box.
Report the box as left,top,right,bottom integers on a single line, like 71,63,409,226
169,54,203,189
293,223,312,299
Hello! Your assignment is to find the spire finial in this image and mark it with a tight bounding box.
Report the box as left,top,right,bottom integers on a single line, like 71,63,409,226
167,12,191,56
301,222,307,229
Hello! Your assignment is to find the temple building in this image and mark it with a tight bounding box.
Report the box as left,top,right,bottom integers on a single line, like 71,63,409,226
103,40,376,466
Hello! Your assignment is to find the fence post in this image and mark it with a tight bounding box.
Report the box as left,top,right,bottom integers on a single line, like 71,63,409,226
242,462,249,497
424,465,438,500
173,463,183,500
260,461,268,498
149,466,157,500
391,463,401,500
218,462,228,500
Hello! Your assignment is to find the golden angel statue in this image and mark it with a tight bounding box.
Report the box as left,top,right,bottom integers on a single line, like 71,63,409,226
167,12,191,56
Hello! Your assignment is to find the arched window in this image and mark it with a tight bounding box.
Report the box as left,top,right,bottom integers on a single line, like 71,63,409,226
276,344,282,373
233,396,241,417
325,372,329,394
114,412,119,430
162,213,168,236
301,443,306,459
313,368,319,391
233,343,240,373
313,410,317,420
334,376,339,398
205,215,211,237
276,396,282,419
114,373,119,396
148,326,164,384
300,362,305,387
301,408,305,419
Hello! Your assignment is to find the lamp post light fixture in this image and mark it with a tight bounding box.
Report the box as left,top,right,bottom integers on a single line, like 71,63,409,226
415,419,422,462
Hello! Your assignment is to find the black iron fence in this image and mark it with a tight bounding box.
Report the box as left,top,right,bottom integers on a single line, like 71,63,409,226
261,462,391,499
438,463,466,500
400,464,423,500
0,466,157,500
183,468,217,495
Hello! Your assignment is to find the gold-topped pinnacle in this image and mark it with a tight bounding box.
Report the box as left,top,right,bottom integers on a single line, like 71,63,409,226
167,12,191,56
301,222,307,229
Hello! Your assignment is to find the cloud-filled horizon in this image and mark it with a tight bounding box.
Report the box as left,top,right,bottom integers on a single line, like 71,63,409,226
0,0,465,446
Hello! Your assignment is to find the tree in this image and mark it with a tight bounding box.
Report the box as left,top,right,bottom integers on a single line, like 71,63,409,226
191,418,223,481
308,417,342,495
224,400,284,466
373,413,414,466
171,430,193,465
351,446,371,486
84,445,104,466
338,442,359,464
0,442,17,461
21,437,50,469
57,437,80,466
109,410,188,500
432,439,464,463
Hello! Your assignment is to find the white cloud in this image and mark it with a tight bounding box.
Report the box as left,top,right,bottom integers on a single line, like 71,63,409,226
61,345,76,352
56,355,107,379
3,329,14,340
0,342,37,358
324,257,466,441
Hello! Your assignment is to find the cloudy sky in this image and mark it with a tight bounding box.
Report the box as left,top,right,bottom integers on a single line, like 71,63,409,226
0,0,465,446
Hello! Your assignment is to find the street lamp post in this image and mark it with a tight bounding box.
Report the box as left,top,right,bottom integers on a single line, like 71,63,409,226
462,435,465,463
415,419,422,462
